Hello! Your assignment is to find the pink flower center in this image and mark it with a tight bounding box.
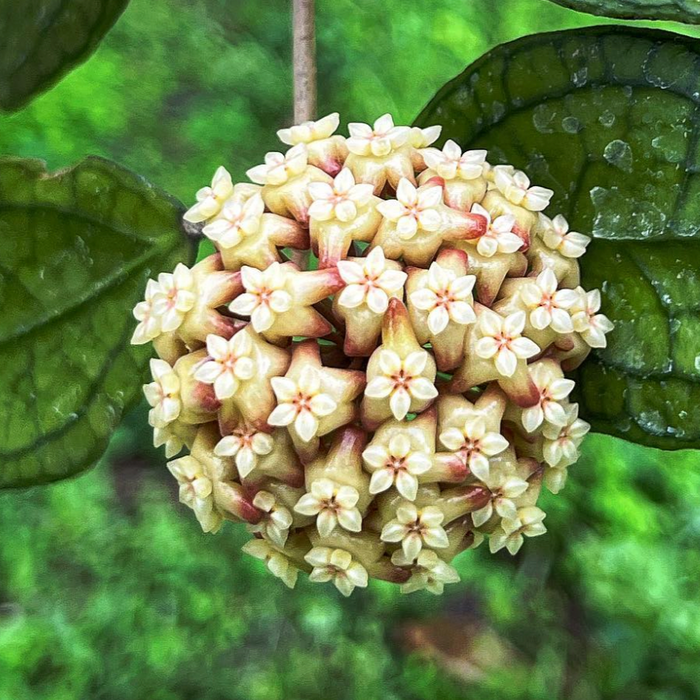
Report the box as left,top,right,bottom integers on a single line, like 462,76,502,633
495,334,512,349
293,393,313,413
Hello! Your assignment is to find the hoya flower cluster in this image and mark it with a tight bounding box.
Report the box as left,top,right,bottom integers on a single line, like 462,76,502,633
132,113,613,597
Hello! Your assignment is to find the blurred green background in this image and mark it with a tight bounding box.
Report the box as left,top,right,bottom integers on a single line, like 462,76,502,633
2,0,700,698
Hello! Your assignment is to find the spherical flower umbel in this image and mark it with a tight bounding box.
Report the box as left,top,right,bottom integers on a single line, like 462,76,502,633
132,112,614,596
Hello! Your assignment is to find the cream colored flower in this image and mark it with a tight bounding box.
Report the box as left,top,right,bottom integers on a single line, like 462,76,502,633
153,424,185,459
242,538,298,588
132,279,162,345
376,179,443,240
471,471,529,527
337,246,407,314
346,114,410,157
277,112,340,145
362,433,431,501
268,366,338,442
144,359,181,429
439,413,509,481
421,140,487,181
409,261,476,334
229,263,292,332
202,194,264,249
408,124,442,149
381,502,448,562
542,404,590,468
522,364,575,433
193,332,254,400
246,144,308,186
475,311,540,377
308,168,375,223
519,268,579,333
183,166,234,223
489,506,547,555
493,166,553,211
571,288,614,348
542,214,590,258
304,547,369,597
250,491,294,547
167,456,221,533
151,264,197,333
294,478,362,536
470,203,522,258
214,428,274,478
364,349,438,420
394,549,460,595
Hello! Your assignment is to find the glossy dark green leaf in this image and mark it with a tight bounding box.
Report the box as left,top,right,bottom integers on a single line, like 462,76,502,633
0,0,129,112
547,0,700,23
0,157,194,487
416,27,700,449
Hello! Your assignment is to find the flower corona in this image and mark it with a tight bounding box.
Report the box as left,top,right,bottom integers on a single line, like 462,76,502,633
132,112,613,596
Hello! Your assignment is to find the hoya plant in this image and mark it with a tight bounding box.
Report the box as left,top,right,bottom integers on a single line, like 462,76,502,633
1,0,698,596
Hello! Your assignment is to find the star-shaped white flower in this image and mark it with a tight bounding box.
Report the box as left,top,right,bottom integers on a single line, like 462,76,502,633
571,288,614,348
202,194,264,249
308,168,375,223
519,268,579,333
143,359,181,429
439,413,509,481
475,311,540,377
471,470,529,527
167,456,221,533
493,166,553,211
542,214,590,258
229,263,293,332
346,113,410,157
521,363,575,433
153,424,187,459
364,349,438,420
246,144,308,186
214,427,274,478
242,538,298,588
268,366,338,442
393,549,460,596
407,124,442,149
470,203,522,258
542,404,590,468
304,547,369,597
151,263,197,333
376,179,443,240
489,506,547,555
277,112,340,145
249,491,294,547
421,140,487,181
183,166,234,223
132,278,162,345
381,502,448,563
193,332,255,400
294,478,362,536
337,246,407,314
362,433,431,501
409,261,476,335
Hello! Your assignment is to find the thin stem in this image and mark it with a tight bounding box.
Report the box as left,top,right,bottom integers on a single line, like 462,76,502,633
292,0,317,123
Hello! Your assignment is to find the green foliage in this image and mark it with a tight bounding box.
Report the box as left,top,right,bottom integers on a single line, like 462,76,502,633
1,431,699,699
0,0,129,112
0,157,193,488
416,26,700,449
547,0,700,24
0,0,636,204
